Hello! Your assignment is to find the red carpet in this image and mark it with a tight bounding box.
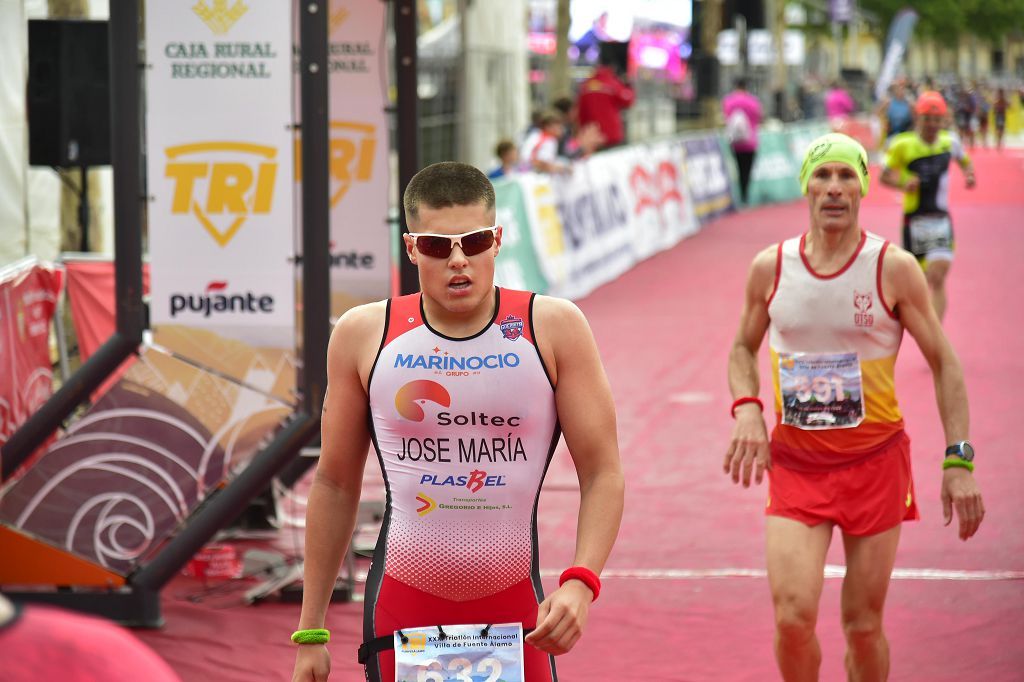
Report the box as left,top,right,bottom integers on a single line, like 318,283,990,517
138,147,1024,681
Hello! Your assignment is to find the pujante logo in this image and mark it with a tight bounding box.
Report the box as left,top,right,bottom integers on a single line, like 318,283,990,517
295,121,376,208
169,280,275,318
395,380,451,421
415,492,437,516
165,142,278,247
854,290,874,327
192,0,248,35
499,314,524,341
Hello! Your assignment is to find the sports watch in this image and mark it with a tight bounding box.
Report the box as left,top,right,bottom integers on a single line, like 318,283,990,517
944,441,975,462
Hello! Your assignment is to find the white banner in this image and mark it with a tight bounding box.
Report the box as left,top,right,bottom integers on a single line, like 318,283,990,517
514,140,698,300
295,0,392,314
147,1,295,333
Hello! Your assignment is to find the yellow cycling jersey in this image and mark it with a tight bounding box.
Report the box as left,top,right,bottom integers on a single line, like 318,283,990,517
883,130,970,216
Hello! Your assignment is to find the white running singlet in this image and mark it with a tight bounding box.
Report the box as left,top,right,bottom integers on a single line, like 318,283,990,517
366,288,559,602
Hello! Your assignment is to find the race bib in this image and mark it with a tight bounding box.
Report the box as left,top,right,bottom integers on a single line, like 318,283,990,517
908,214,952,254
778,352,864,430
394,623,524,682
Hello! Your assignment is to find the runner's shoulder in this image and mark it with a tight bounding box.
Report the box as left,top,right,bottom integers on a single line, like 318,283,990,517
532,294,587,335
750,243,780,278
331,300,388,348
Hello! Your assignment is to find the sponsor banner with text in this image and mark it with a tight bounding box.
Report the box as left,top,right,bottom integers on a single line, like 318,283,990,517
492,179,549,294
681,135,735,222
747,130,803,206
294,0,391,314
146,1,295,401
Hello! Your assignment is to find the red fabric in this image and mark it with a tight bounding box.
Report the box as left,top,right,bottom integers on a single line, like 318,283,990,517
64,260,151,362
0,260,64,471
576,67,634,147
0,604,180,681
559,566,601,600
766,431,920,536
369,575,553,682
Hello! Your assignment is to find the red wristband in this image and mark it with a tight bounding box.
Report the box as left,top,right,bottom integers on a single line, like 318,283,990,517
731,397,763,418
559,566,601,601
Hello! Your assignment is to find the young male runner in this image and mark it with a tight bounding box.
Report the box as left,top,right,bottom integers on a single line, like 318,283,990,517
725,133,984,681
880,91,976,321
292,162,624,681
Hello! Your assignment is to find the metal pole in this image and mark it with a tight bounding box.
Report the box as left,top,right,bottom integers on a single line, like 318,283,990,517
299,0,330,417
395,0,420,295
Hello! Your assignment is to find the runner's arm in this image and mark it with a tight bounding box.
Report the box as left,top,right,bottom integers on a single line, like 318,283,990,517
881,247,983,539
526,296,624,655
539,296,624,576
725,246,776,486
295,304,382,632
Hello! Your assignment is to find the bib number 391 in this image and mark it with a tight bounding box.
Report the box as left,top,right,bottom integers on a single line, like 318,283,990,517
778,352,865,430
394,623,525,682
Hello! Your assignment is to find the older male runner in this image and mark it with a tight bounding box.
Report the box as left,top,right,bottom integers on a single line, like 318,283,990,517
725,133,984,681
292,162,624,682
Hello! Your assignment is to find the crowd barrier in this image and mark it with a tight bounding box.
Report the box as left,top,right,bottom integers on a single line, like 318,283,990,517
492,120,834,299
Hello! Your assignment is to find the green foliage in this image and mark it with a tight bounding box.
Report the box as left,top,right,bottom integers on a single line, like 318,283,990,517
858,0,1024,41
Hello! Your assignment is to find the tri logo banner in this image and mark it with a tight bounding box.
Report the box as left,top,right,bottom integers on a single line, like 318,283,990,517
146,0,295,333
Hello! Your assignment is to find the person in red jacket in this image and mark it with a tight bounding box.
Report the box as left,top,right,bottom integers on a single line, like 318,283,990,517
576,51,635,149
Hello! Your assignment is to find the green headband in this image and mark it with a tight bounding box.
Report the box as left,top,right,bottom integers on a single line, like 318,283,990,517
799,133,870,197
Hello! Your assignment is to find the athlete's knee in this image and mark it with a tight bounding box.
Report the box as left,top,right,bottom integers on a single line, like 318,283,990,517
841,607,885,649
773,596,819,645
925,260,951,286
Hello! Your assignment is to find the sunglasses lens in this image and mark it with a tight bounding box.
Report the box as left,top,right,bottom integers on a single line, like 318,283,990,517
415,235,454,258
460,229,495,256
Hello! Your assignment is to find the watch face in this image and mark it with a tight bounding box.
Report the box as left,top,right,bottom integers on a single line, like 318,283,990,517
961,441,975,461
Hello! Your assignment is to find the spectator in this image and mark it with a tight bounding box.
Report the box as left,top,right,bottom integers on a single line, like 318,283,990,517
520,111,570,174
0,593,181,681
722,76,763,205
487,139,518,180
993,88,1008,150
552,96,577,157
576,49,635,149
877,79,915,140
824,80,856,127
973,83,991,148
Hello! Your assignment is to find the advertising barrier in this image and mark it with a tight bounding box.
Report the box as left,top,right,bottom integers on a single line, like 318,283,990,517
0,258,64,465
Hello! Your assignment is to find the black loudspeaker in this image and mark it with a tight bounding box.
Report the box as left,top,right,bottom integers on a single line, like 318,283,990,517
692,53,721,99
28,20,110,167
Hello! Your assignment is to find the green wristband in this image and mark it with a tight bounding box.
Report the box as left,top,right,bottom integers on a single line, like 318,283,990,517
291,628,330,645
942,457,975,473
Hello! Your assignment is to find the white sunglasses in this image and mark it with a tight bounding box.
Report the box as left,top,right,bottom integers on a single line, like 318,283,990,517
411,226,498,258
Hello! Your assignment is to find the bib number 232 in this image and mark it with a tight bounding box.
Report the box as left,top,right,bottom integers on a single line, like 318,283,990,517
394,623,525,682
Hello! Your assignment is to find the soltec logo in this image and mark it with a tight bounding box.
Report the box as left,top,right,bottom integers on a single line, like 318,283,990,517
394,380,451,421
169,280,275,318
295,121,376,208
192,0,248,35
165,142,278,247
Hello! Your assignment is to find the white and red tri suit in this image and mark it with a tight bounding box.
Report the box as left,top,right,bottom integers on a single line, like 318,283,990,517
363,288,560,681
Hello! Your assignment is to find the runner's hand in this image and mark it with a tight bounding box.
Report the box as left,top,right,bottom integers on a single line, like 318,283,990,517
965,171,976,189
941,467,985,541
292,644,331,682
724,405,771,487
525,580,591,655
903,175,921,193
